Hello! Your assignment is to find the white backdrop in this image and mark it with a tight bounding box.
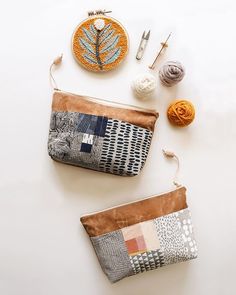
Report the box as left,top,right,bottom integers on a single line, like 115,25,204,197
0,0,236,294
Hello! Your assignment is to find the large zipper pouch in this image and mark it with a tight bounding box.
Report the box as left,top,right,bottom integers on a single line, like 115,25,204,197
48,90,158,176
80,186,198,283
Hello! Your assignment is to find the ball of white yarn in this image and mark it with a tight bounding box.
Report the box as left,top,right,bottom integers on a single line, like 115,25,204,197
159,61,185,87
132,73,157,99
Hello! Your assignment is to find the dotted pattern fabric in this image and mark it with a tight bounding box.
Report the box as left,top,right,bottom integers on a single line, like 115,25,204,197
154,208,198,265
98,119,152,176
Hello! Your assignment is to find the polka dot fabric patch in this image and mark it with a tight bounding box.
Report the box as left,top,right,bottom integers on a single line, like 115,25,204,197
72,15,129,72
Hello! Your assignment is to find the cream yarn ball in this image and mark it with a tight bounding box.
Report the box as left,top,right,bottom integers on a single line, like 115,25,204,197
132,73,157,99
159,61,185,87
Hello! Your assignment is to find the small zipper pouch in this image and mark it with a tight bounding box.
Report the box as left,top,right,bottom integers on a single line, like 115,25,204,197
48,57,158,176
80,152,198,283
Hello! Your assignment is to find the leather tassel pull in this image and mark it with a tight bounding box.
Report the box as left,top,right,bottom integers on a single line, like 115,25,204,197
162,149,181,187
49,54,63,90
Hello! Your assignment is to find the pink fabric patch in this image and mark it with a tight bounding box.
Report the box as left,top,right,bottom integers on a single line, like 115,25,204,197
136,235,147,251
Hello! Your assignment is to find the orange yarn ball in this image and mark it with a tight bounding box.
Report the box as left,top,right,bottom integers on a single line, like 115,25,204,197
167,100,195,127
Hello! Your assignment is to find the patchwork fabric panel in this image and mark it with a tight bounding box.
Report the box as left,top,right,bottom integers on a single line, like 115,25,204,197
48,112,153,176
87,207,197,283
121,220,160,255
48,112,106,170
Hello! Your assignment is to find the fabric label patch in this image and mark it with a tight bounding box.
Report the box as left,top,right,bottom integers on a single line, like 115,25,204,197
121,220,160,256
82,133,94,144
80,134,94,153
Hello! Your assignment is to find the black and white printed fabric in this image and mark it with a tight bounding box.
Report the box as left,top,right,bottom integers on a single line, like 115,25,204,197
48,112,153,176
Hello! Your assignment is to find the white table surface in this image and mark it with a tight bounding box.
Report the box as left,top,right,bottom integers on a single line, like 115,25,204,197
0,0,236,294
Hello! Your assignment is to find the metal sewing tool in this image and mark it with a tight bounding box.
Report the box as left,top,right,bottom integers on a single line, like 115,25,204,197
88,9,112,16
136,30,151,60
149,32,172,69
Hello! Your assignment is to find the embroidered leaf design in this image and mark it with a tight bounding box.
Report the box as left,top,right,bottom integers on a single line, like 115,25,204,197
78,21,122,70
104,47,121,65
90,24,97,36
83,54,97,64
82,28,95,44
99,24,111,37
79,37,95,55
99,30,115,45
100,35,120,53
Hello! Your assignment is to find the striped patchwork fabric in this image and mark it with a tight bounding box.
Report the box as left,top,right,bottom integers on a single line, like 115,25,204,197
48,91,158,176
81,187,198,283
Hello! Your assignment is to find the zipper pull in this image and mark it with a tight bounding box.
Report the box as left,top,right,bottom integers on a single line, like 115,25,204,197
49,54,63,91
162,149,182,188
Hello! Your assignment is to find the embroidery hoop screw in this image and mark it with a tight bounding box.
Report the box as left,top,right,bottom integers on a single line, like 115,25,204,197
88,10,112,17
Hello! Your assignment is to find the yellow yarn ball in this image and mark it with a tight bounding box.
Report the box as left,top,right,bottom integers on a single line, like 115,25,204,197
167,100,195,127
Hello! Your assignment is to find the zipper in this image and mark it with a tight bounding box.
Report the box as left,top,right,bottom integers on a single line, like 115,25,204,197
80,185,184,217
54,89,158,115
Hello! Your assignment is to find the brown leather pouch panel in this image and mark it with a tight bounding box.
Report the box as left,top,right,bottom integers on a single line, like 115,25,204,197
80,187,187,237
52,91,159,131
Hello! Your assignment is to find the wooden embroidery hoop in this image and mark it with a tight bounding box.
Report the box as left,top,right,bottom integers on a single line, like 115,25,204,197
71,10,129,72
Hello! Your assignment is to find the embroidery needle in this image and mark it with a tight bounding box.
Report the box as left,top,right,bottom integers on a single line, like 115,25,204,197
149,32,172,70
